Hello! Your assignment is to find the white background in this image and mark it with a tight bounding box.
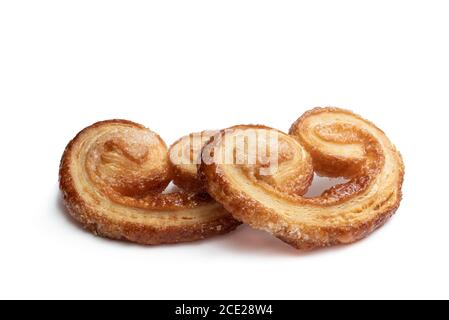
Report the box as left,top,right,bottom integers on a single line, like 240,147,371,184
0,1,447,300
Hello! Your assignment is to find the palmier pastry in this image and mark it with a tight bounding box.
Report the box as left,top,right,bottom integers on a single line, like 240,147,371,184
200,108,404,249
169,130,313,195
169,131,217,193
59,120,240,245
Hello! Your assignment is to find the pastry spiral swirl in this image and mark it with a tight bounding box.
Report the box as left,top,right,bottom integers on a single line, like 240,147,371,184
59,120,239,245
169,131,217,193
200,108,404,249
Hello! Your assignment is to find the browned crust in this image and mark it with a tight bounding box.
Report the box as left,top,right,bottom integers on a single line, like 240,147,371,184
289,107,384,178
59,120,240,245
169,134,207,193
203,169,401,249
168,131,218,193
171,165,207,193
200,111,405,250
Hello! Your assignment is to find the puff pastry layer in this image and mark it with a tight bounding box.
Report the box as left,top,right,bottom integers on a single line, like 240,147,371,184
59,120,239,245
169,131,217,193
200,108,404,249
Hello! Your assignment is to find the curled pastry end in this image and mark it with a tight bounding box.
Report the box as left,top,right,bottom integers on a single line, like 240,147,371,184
169,130,217,193
59,120,239,245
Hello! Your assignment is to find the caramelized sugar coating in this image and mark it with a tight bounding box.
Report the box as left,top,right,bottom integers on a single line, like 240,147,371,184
59,120,239,245
170,127,314,195
169,131,217,193
200,109,404,249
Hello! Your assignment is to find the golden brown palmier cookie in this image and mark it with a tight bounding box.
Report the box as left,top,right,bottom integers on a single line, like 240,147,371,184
169,129,313,195
59,120,240,245
200,108,404,249
169,131,217,193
